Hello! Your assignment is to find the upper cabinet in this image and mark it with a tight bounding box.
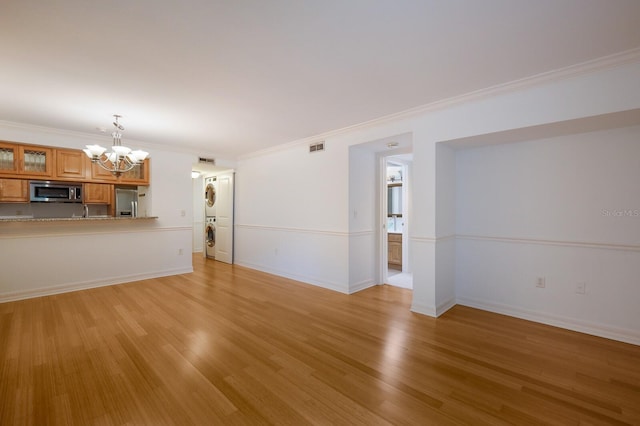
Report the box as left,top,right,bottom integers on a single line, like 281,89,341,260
120,159,150,184
21,145,53,177
90,158,149,184
0,142,19,174
90,162,118,182
55,149,87,180
0,141,150,185
0,141,53,178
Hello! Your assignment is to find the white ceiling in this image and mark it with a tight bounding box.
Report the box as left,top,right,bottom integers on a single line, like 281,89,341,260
1,1,640,159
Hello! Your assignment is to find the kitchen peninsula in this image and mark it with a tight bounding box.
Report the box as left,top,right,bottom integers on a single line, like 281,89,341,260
0,216,157,222
0,128,195,306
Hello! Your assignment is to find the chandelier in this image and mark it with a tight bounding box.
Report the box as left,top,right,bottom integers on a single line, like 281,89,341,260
83,115,149,176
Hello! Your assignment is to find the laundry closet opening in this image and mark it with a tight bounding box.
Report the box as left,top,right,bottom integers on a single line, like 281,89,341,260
192,163,236,265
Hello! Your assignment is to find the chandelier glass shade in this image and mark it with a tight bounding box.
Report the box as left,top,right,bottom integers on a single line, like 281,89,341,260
83,115,149,176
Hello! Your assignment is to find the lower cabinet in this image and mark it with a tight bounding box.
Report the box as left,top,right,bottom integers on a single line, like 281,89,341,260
0,178,29,202
83,183,113,204
388,233,402,267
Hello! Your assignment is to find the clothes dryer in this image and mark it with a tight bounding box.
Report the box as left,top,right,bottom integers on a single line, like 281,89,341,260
204,177,217,217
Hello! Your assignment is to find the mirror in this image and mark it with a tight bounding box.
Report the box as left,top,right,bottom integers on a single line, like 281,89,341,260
388,183,402,216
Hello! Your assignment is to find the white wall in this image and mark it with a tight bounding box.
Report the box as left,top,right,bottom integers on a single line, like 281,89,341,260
434,143,456,314
409,135,437,314
455,126,640,343
234,57,640,344
348,146,377,293
234,142,351,292
192,175,204,253
0,123,196,301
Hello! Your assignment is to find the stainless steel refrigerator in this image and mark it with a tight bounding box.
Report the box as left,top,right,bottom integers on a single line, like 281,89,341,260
115,188,138,217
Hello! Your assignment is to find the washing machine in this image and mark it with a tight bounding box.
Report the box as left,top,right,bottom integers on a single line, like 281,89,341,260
204,177,217,217
205,217,216,258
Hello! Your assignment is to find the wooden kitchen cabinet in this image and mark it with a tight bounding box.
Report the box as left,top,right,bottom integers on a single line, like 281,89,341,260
89,159,149,185
0,140,150,185
0,142,20,175
388,233,402,267
90,162,118,182
119,159,150,184
55,149,87,180
0,178,29,202
83,183,113,204
0,141,53,178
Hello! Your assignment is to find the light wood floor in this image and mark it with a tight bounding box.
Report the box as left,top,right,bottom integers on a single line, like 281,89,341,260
1,255,639,425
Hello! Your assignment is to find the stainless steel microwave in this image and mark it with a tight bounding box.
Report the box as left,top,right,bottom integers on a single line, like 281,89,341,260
29,181,82,203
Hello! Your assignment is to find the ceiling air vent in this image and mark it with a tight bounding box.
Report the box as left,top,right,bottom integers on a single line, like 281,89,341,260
198,157,215,165
309,141,325,153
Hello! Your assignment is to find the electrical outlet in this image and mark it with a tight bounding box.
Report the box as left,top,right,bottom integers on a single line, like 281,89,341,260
178,248,184,255
576,282,586,294
180,209,186,217
536,277,546,288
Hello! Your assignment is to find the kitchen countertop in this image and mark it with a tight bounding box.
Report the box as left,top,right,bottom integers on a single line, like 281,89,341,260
0,216,158,222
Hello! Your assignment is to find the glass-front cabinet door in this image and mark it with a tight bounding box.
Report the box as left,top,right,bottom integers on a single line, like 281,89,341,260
19,145,53,177
0,142,19,175
0,142,53,177
119,159,150,184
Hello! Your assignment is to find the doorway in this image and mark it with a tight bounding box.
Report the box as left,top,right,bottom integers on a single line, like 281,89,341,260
383,155,413,289
347,132,413,293
192,163,235,264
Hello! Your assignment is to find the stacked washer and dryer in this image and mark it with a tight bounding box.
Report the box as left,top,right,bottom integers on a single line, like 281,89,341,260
204,177,217,258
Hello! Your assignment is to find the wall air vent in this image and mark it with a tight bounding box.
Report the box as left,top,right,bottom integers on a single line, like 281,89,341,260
198,157,215,165
309,141,325,153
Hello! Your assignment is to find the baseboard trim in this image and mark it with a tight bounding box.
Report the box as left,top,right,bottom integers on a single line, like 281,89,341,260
457,297,640,346
411,298,457,318
349,279,376,294
0,267,194,303
234,260,348,294
410,301,436,317
436,298,457,316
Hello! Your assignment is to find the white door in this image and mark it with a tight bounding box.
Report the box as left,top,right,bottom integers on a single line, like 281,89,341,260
214,172,234,263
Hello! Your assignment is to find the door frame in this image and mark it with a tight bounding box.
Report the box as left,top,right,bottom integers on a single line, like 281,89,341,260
378,155,389,285
377,150,412,285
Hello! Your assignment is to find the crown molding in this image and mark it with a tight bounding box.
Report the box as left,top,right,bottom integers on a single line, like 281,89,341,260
239,47,640,161
0,119,110,143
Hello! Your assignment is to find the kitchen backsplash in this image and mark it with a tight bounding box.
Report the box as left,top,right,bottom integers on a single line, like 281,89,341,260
0,203,108,218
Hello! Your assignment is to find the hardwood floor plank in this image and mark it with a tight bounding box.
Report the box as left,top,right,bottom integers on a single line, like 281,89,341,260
1,254,640,424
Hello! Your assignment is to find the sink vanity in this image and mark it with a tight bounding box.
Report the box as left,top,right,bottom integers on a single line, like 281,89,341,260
388,232,402,268
387,180,404,268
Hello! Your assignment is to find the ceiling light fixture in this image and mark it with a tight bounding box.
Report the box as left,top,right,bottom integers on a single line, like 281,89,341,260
191,171,201,179
84,115,149,176
387,142,399,149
